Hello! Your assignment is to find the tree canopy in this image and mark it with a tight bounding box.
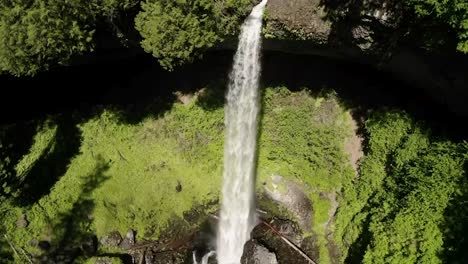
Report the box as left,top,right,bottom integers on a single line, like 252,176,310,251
406,0,468,53
0,0,97,76
1,0,467,75
0,0,141,76
135,0,252,70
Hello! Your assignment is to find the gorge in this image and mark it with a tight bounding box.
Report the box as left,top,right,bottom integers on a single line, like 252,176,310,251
0,1,468,264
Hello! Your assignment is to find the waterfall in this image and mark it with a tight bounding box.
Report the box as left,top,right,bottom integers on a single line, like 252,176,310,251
216,1,268,263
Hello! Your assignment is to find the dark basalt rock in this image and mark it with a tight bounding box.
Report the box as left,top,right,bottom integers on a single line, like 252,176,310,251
241,240,278,264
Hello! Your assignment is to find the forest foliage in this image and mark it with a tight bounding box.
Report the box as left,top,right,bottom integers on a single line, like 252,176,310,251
0,0,96,76
1,0,468,76
0,86,355,263
0,0,252,75
405,0,468,52
0,82,467,263
335,111,468,263
135,0,252,70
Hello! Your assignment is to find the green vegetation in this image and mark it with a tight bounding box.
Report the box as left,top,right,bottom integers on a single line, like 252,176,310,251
1,0,467,76
0,0,96,76
335,111,468,263
0,85,356,263
0,0,253,75
0,0,140,76
256,87,355,264
1,84,467,263
258,88,353,193
135,0,252,70
405,0,468,53
0,98,225,262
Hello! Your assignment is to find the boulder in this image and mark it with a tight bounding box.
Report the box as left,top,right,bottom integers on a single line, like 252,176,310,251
263,175,313,230
241,240,278,264
16,214,29,228
100,231,122,248
120,229,136,250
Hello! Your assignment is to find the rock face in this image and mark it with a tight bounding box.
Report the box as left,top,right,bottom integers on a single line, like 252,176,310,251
265,0,331,43
263,175,313,230
241,240,278,264
263,0,397,51
257,0,468,116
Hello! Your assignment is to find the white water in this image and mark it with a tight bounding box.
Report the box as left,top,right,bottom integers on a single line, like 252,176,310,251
216,1,268,263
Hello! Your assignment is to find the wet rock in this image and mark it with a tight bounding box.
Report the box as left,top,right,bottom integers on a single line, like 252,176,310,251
16,214,29,228
193,251,217,264
120,229,136,250
82,235,98,256
277,220,302,245
263,175,313,230
241,240,278,264
100,231,122,248
252,220,317,264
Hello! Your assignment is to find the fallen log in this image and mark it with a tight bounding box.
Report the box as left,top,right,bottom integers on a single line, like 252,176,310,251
260,219,317,264
3,234,20,259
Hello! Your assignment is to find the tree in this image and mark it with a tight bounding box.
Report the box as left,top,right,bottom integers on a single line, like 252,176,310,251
0,0,97,76
405,0,468,53
135,0,252,70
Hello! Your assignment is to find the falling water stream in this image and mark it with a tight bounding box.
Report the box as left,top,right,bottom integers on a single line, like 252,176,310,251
194,1,267,263
215,1,268,263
